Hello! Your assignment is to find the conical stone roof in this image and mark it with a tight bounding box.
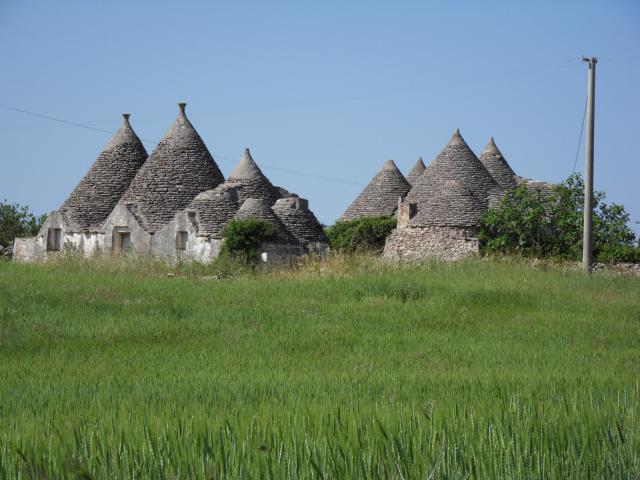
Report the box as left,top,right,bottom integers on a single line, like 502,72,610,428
478,137,517,190
340,160,411,221
406,157,426,184
58,114,148,231
409,180,485,227
223,148,281,205
235,198,298,245
272,196,328,246
406,130,501,214
188,186,240,239
120,103,224,232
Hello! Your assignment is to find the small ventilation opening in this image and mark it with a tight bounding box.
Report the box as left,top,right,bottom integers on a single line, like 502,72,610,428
46,228,61,252
176,231,188,251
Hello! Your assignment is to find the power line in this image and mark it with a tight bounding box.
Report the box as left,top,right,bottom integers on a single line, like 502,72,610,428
0,104,115,135
0,104,365,187
572,96,588,173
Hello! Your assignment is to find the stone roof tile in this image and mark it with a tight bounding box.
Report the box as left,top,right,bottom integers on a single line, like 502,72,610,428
406,130,502,220
478,137,518,190
340,160,411,221
120,103,224,232
59,114,148,231
406,157,426,184
409,180,485,227
224,148,281,204
188,187,240,238
234,198,298,245
272,197,328,246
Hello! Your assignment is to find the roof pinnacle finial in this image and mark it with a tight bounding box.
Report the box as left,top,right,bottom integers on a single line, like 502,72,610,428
178,102,187,116
482,136,502,155
122,113,131,127
448,128,466,147
382,159,399,171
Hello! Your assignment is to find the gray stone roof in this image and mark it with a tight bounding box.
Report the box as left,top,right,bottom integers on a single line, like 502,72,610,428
406,157,426,184
478,137,518,190
223,148,282,204
120,103,224,232
272,196,328,246
409,180,485,227
188,186,240,239
406,130,501,213
340,160,411,221
516,176,556,200
234,198,298,245
58,114,148,231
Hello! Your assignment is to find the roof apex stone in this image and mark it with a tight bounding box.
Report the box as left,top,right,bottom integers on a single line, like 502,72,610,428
103,113,143,151
406,156,426,184
447,128,467,147
382,159,401,172
224,149,281,204
481,136,502,156
478,136,517,190
229,148,264,179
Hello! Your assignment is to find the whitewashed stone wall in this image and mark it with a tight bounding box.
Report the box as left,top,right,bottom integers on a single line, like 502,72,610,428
13,237,42,261
383,226,480,261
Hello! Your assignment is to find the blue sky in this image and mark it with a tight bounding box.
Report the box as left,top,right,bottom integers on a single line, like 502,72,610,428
1,1,639,233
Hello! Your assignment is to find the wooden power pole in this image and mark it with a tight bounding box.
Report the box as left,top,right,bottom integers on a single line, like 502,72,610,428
582,57,597,274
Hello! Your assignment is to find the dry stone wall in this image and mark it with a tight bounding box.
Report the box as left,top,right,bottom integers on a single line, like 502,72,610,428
383,226,480,261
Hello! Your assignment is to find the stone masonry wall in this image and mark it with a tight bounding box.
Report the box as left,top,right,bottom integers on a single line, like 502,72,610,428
383,226,480,261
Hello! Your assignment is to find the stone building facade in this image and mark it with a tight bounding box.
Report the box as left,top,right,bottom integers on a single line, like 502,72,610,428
383,131,554,261
14,104,328,262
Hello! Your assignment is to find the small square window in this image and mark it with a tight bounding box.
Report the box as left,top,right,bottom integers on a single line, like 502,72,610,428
46,228,61,251
176,231,188,251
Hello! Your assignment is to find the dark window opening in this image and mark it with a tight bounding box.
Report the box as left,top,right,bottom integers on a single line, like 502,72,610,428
176,231,188,251
113,228,132,254
46,228,62,251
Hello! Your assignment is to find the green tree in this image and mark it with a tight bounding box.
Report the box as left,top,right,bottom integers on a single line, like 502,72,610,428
0,201,46,248
220,219,277,262
324,216,396,253
478,173,639,262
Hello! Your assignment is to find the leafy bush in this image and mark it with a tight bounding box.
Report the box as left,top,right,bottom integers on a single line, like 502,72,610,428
479,173,639,263
220,219,277,262
324,216,396,253
0,200,46,248
478,186,549,257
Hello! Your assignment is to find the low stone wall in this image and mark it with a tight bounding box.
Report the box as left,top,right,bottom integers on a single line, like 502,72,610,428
13,237,43,261
595,262,640,278
383,226,480,261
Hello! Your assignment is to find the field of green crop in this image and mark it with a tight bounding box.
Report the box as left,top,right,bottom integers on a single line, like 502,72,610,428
0,256,639,479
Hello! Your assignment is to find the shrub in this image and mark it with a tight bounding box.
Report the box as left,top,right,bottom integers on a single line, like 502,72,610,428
479,173,639,263
0,201,46,248
324,216,396,253
478,186,549,257
220,219,277,262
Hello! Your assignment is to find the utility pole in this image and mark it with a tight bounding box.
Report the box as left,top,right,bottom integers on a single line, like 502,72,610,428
582,56,597,274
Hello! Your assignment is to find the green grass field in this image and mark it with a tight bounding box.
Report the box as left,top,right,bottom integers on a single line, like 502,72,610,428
0,256,639,479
